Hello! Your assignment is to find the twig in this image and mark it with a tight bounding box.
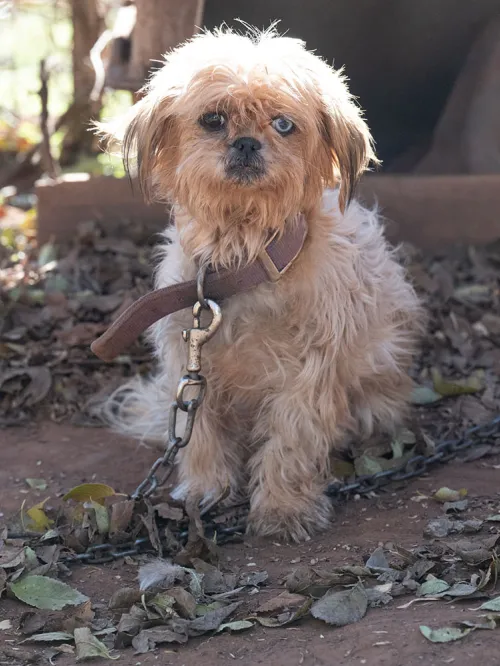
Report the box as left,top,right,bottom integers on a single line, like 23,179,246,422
0,104,73,191
39,59,60,180
90,29,114,102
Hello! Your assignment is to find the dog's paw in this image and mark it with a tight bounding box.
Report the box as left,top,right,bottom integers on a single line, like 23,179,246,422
171,480,244,511
170,481,217,507
247,492,332,542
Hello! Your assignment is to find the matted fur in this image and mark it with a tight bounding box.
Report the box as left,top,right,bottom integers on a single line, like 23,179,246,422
99,26,423,541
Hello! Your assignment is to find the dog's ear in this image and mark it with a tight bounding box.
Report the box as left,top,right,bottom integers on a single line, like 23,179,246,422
316,70,378,213
94,92,178,203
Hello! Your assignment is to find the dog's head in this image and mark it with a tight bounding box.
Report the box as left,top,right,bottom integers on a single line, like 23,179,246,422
99,26,376,263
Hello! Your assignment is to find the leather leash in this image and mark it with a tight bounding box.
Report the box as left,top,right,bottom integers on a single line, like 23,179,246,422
91,214,308,362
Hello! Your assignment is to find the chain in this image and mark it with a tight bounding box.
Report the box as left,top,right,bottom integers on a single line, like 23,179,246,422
130,267,222,500
49,413,500,564
326,415,500,498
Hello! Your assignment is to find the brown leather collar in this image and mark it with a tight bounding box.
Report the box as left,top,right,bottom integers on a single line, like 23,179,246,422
91,214,308,362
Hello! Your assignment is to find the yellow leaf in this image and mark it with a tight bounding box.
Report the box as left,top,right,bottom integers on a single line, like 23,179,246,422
21,208,37,232
431,368,484,397
26,498,53,532
63,483,116,505
433,487,468,503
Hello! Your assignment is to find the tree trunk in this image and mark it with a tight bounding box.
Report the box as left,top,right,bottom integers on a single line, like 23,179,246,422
59,0,105,166
129,0,204,84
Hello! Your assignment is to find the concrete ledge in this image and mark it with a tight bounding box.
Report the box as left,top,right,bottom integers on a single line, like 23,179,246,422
36,173,500,248
359,174,500,248
35,173,168,244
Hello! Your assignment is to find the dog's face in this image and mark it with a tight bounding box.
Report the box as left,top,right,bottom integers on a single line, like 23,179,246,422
100,28,376,262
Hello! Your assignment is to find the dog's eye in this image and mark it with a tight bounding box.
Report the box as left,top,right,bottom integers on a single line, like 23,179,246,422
271,116,295,136
199,112,226,131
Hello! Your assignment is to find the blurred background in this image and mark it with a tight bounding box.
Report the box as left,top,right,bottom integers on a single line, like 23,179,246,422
1,0,500,426
2,1,500,187
1,0,500,248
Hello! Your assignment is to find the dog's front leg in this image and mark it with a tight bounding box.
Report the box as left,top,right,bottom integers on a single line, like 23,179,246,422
171,401,243,509
247,394,336,542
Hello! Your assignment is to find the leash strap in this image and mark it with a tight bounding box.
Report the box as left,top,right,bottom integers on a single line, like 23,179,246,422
91,215,307,362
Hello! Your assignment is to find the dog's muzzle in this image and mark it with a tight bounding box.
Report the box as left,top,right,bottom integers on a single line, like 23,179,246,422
225,136,265,183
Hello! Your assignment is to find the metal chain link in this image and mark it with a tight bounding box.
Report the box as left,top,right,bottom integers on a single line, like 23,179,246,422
130,267,222,500
52,414,500,564
325,415,500,498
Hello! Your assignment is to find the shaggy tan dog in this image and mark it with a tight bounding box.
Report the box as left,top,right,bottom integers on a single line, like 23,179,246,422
99,26,423,541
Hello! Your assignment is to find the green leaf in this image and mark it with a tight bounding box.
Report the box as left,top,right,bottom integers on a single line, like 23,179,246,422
390,429,416,458
21,632,74,643
453,284,491,305
437,582,478,598
311,583,368,626
84,501,109,534
25,479,48,491
354,454,385,476
479,596,500,612
74,627,118,661
9,575,89,610
216,620,254,633
63,483,116,505
417,577,450,597
37,242,57,267
420,625,472,643
355,447,415,477
147,592,176,620
195,601,225,616
410,386,442,405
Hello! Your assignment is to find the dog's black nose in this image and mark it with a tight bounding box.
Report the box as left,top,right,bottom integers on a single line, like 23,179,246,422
232,136,262,156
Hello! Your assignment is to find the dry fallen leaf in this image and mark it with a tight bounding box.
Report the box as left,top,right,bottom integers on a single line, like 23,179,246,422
424,518,464,538
185,600,242,636
311,583,368,626
256,591,307,614
132,627,188,653
0,366,52,408
108,587,142,611
74,627,118,661
251,597,312,627
419,625,473,643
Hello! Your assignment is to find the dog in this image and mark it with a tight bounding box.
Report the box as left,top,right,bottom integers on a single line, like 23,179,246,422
98,26,423,541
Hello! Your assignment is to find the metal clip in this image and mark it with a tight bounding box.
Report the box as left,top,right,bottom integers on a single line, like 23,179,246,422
182,299,222,373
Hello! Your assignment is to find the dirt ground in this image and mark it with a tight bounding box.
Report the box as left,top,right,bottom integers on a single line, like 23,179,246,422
1,421,500,666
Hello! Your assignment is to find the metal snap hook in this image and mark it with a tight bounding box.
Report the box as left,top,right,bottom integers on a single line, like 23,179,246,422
182,299,222,373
